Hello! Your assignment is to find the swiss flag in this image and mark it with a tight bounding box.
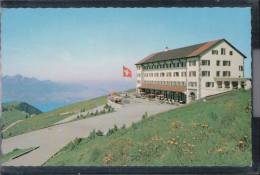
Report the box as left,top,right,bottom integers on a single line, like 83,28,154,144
123,66,132,78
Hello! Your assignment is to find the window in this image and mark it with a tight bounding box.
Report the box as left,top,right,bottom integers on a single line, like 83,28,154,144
160,72,165,77
216,60,220,66
201,60,210,66
212,50,218,55
188,82,197,87
181,72,187,77
177,63,180,67
216,71,220,77
205,82,214,88
189,60,196,66
154,73,159,77
223,71,231,77
223,61,231,66
189,71,196,77
173,72,179,77
217,81,222,88
239,65,244,71
172,63,176,67
202,71,210,77
166,72,172,77
229,51,233,55
221,48,226,55
224,81,230,88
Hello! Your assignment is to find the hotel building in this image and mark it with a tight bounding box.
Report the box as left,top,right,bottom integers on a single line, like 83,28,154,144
135,39,246,103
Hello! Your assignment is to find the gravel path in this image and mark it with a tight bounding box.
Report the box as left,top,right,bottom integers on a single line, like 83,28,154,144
1,98,177,166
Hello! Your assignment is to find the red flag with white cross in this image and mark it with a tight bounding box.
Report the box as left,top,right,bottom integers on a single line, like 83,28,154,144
123,66,132,78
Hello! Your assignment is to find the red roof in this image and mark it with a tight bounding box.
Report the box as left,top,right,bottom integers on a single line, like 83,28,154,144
136,39,246,65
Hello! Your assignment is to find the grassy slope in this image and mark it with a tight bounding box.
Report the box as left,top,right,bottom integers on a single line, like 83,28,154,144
0,147,35,164
45,90,251,166
1,109,27,129
3,96,107,138
1,102,42,129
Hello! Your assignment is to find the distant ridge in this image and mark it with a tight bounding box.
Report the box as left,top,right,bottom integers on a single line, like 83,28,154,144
2,102,42,115
2,74,135,111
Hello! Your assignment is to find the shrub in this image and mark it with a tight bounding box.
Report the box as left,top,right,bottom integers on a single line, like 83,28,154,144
106,125,119,136
74,137,82,145
95,110,99,116
121,124,126,129
88,129,97,140
96,130,104,136
132,122,138,129
113,125,118,131
142,112,148,120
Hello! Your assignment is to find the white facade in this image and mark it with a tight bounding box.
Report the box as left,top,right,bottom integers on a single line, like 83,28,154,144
199,41,245,98
136,40,246,103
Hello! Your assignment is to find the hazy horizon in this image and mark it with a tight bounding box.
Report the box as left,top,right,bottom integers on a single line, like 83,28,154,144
2,74,135,111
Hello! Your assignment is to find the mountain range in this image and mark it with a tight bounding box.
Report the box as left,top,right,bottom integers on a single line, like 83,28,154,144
2,75,135,111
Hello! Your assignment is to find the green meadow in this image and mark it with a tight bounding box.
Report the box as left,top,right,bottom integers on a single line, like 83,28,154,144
2,96,107,138
45,90,251,166
1,109,28,129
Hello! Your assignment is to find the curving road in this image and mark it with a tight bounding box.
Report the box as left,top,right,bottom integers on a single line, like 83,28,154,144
1,97,176,166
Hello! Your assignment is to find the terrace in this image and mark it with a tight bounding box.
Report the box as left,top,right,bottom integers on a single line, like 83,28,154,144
138,83,187,104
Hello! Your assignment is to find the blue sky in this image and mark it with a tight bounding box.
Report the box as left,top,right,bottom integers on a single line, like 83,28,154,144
2,8,251,82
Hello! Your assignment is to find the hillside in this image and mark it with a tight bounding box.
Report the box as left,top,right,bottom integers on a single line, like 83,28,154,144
1,102,42,129
2,96,107,138
44,90,251,166
2,102,42,115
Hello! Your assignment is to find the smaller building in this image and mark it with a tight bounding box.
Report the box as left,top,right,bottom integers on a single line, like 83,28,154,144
135,39,247,103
